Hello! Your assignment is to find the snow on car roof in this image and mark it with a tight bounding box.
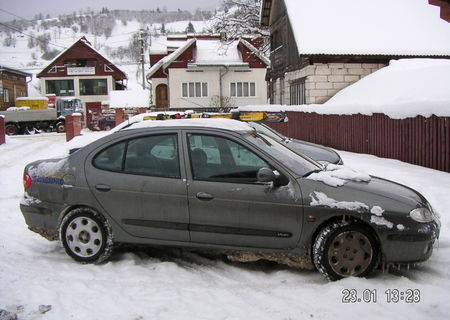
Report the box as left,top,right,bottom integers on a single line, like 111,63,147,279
123,118,254,132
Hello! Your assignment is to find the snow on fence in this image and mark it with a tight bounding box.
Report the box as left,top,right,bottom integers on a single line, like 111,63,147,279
268,112,450,173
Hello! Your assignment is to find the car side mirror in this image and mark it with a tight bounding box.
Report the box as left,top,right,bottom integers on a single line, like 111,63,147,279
257,168,289,187
257,168,279,182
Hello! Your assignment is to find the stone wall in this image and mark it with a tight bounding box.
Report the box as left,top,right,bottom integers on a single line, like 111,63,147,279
284,62,386,104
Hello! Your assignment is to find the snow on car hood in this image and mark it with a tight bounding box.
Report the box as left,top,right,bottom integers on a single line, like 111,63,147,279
306,164,371,187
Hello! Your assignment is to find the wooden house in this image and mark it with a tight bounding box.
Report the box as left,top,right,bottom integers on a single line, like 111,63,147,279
37,37,127,114
0,66,32,110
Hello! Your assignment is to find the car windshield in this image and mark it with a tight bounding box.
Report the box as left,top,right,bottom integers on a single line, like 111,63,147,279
243,131,321,177
248,122,289,142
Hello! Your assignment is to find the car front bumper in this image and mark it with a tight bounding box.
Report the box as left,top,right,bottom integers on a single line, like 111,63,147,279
380,221,440,263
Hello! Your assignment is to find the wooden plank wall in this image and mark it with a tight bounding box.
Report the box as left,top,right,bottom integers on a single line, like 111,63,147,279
268,112,450,172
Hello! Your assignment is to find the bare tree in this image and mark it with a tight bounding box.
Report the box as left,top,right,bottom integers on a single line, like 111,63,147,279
210,0,269,56
211,0,268,39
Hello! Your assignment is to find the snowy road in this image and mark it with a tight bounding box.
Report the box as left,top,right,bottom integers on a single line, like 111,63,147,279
0,133,449,320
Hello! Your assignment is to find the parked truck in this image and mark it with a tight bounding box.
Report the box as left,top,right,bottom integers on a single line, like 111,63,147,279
0,97,83,135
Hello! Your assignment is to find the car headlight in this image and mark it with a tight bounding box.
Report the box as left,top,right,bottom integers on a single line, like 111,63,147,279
409,207,434,223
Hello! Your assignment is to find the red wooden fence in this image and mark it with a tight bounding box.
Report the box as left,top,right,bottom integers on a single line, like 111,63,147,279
268,112,450,172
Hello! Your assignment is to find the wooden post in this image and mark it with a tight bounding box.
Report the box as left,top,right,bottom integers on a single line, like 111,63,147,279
0,115,5,145
65,114,82,142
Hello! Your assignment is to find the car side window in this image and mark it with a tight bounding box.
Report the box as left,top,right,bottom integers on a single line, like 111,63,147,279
124,134,180,178
93,142,126,172
93,134,180,178
188,134,270,183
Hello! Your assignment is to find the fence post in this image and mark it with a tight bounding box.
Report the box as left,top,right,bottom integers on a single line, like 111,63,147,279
65,114,82,142
0,115,5,145
115,108,124,126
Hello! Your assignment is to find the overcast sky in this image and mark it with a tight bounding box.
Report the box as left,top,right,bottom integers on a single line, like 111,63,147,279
0,0,222,21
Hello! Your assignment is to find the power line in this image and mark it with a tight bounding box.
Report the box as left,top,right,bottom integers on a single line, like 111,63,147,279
0,8,30,21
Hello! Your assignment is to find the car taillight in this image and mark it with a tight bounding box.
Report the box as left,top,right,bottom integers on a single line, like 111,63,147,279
23,172,32,189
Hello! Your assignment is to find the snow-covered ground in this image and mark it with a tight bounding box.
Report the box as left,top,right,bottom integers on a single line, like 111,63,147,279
0,131,449,320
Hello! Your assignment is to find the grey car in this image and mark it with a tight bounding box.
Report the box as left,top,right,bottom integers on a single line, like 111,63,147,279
248,122,343,165
20,119,440,280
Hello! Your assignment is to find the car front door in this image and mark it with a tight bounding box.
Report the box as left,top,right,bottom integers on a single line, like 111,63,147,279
184,131,303,249
85,132,189,241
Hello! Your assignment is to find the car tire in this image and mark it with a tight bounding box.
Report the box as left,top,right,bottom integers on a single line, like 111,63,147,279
55,121,65,133
60,208,113,264
5,123,19,135
313,221,379,281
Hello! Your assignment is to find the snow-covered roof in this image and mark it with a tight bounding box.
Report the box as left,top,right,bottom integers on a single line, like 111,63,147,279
147,39,196,78
238,59,450,119
38,36,127,78
148,37,269,77
193,40,245,66
109,90,150,109
16,97,48,101
283,0,450,56
239,39,270,66
325,58,450,107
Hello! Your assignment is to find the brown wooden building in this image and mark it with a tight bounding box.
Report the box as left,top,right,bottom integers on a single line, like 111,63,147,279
261,0,450,105
0,66,32,110
37,36,127,114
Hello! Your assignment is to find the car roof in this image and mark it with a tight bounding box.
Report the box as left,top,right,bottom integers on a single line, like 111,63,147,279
122,118,255,133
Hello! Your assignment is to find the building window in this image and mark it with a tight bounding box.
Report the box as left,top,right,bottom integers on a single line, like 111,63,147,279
80,79,108,96
182,82,208,98
45,79,75,96
230,82,256,97
3,89,9,103
290,79,306,105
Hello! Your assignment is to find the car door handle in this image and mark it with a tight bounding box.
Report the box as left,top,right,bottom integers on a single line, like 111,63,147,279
95,184,111,192
196,192,214,201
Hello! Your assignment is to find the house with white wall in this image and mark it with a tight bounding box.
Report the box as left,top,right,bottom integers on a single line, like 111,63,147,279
261,0,450,105
147,35,269,109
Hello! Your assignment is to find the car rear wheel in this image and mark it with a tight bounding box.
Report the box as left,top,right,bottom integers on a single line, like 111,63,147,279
60,208,113,264
313,221,379,281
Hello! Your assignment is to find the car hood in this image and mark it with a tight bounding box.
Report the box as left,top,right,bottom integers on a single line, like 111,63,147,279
287,139,342,164
299,175,428,214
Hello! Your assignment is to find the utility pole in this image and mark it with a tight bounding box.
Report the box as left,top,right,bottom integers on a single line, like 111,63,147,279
139,29,146,90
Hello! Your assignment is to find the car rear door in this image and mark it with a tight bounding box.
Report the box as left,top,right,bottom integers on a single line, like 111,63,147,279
183,130,303,249
84,131,189,241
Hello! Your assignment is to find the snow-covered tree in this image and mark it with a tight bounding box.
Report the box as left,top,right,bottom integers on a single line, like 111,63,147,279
186,21,196,33
211,0,268,39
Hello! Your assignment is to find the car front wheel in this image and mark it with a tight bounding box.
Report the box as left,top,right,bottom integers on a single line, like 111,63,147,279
313,221,379,281
60,208,113,264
